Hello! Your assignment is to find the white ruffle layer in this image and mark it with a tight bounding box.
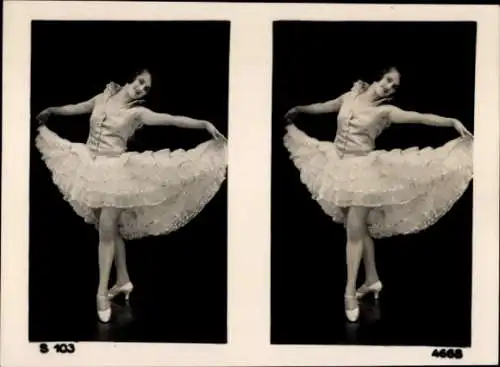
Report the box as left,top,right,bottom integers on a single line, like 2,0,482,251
284,124,473,238
36,125,227,239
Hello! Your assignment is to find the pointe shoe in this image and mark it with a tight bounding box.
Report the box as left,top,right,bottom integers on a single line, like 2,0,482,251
96,294,112,323
108,282,134,301
356,280,383,299
344,295,360,322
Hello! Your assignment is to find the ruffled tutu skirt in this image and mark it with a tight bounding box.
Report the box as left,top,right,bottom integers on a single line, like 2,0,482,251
284,124,473,238
36,125,228,240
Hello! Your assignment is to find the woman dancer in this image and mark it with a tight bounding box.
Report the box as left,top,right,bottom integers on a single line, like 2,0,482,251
283,67,473,322
36,68,227,323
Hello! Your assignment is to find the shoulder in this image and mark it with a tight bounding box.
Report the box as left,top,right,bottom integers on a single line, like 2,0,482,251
377,104,400,116
104,81,121,95
346,80,369,99
374,104,400,128
338,91,351,102
335,80,368,104
129,106,166,124
350,80,369,94
92,92,106,102
91,82,119,103
129,106,149,118
126,106,149,129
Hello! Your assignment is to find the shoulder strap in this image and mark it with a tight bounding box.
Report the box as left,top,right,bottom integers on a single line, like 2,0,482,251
350,80,369,96
104,82,121,96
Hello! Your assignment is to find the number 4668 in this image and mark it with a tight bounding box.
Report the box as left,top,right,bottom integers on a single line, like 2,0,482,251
432,348,463,359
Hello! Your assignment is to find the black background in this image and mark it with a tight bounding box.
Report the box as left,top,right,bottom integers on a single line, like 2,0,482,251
29,21,229,343
271,21,475,346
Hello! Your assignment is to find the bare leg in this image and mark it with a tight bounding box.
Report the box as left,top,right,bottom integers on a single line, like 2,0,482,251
96,208,119,320
362,234,380,286
344,207,369,321
345,207,369,297
114,235,131,286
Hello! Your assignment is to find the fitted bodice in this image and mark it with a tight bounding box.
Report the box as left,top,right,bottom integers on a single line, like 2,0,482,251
333,92,390,157
86,91,140,157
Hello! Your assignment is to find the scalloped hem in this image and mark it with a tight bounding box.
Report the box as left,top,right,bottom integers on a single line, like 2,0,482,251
284,124,473,238
36,125,228,239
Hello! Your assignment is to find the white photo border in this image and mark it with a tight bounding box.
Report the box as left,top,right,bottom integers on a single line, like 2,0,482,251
2,1,499,366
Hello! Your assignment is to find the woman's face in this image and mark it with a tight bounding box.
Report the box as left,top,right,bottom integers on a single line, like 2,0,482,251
374,70,400,99
127,71,152,100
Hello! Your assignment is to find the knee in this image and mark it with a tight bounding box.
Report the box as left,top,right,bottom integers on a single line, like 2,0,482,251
99,223,115,244
347,219,367,243
99,211,118,243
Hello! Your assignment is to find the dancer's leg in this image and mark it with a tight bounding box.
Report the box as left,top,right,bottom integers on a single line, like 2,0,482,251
114,234,131,286
345,206,369,297
97,208,119,297
344,206,370,321
362,234,380,286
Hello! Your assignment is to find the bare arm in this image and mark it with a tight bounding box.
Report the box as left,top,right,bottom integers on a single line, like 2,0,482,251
297,94,346,115
36,95,100,124
383,105,472,137
135,107,208,129
384,105,454,127
284,93,347,124
50,95,99,116
134,107,226,140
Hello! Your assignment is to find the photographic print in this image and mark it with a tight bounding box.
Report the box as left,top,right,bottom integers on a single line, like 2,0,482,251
29,20,229,343
271,21,475,346
2,2,498,367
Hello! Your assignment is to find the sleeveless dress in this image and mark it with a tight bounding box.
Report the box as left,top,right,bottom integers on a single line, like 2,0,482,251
283,82,473,238
35,83,228,240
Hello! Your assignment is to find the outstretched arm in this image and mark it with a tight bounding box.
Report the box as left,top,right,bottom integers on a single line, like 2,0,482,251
297,95,346,114
37,95,99,124
51,96,99,116
384,105,453,126
284,93,347,123
135,107,208,129
383,105,472,137
134,107,225,140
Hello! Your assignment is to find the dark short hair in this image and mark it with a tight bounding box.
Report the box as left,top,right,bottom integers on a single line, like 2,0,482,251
112,67,151,86
358,66,400,85
377,66,400,81
130,68,151,82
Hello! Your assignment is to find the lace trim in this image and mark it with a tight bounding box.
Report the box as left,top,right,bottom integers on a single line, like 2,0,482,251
35,125,227,239
284,124,473,238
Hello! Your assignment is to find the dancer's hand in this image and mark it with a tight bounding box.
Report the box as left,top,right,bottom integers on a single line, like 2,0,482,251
452,119,473,138
206,122,226,141
36,108,54,125
284,106,301,124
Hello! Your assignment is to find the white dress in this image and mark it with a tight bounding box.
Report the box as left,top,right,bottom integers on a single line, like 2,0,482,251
36,83,228,240
284,82,473,238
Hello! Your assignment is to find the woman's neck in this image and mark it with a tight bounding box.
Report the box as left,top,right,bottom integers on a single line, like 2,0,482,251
112,85,133,105
359,84,388,106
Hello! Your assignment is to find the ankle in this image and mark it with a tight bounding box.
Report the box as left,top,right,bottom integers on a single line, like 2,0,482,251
97,289,109,297
116,277,131,286
345,287,356,297
364,276,380,286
